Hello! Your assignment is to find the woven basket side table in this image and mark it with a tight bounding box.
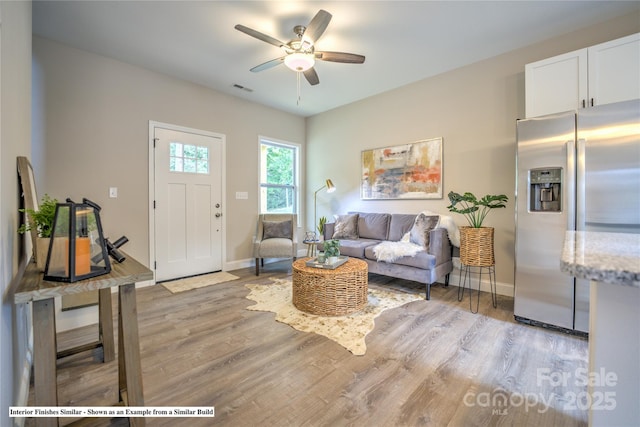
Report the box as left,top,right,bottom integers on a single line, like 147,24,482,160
292,258,368,316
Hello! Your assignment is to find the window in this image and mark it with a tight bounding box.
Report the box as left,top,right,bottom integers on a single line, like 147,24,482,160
169,142,209,174
259,138,299,214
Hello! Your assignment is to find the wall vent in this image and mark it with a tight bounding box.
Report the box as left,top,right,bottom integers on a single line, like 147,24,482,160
232,84,253,93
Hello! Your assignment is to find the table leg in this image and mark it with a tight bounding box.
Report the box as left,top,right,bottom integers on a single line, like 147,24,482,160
118,283,145,426
33,298,59,427
98,288,115,362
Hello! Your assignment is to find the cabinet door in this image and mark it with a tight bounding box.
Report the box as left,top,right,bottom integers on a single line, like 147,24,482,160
525,49,587,118
588,33,640,107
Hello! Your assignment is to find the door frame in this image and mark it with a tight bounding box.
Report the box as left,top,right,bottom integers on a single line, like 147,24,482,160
148,120,227,280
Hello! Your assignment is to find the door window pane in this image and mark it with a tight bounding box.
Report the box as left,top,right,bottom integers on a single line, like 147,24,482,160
170,142,209,174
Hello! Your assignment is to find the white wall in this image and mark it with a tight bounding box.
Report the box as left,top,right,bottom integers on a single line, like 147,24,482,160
306,12,640,294
32,36,307,330
0,1,32,425
33,36,306,267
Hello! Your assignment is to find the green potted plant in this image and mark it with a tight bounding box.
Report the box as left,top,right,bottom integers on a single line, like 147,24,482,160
323,239,340,263
317,216,327,237
19,194,59,271
447,191,508,266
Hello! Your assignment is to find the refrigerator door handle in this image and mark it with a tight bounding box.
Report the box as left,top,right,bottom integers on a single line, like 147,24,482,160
576,138,586,231
566,139,576,231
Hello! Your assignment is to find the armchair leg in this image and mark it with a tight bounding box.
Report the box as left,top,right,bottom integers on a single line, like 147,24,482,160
255,258,260,276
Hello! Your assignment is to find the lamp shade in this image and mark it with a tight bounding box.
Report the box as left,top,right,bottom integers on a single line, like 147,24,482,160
326,179,336,193
284,53,315,72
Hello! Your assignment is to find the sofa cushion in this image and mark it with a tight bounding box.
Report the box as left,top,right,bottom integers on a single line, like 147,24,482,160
388,214,417,241
409,213,440,247
364,245,436,269
336,238,380,258
262,220,292,239
391,251,437,269
355,212,391,240
332,214,359,239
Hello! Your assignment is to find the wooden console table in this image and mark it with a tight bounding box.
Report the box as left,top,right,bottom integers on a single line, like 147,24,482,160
14,253,153,427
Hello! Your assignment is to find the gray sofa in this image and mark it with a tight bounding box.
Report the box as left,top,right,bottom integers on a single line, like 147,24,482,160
319,212,453,300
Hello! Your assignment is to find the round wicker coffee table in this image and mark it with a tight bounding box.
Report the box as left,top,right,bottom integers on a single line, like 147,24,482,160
292,258,368,316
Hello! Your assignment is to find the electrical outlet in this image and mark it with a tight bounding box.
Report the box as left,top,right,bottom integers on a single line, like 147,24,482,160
109,187,118,198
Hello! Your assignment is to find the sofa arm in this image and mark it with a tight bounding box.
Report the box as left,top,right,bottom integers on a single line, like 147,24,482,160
323,223,335,241
428,228,452,263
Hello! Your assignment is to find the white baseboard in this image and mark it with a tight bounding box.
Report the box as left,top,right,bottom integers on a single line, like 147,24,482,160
224,249,308,272
224,256,514,298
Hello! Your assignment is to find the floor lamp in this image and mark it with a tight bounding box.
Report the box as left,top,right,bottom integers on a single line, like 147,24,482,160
314,179,335,240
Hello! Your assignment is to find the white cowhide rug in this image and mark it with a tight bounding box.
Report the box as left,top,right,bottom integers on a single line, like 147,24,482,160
245,278,423,355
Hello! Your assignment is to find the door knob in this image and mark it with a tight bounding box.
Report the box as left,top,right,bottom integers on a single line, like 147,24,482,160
215,213,222,218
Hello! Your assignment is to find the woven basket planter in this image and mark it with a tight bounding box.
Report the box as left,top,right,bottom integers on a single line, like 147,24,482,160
459,226,495,267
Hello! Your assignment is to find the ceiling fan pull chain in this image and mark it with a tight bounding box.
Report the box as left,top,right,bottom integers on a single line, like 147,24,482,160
296,71,302,105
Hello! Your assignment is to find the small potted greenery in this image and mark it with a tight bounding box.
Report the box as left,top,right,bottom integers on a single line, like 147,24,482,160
323,239,340,263
19,194,58,270
447,191,508,266
317,216,327,236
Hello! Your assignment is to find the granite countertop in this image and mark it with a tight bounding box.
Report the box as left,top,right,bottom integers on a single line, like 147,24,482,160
561,231,640,287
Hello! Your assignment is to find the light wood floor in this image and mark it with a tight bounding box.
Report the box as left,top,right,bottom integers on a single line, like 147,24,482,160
26,261,588,426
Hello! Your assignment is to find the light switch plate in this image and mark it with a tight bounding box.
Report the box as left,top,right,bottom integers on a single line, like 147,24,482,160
109,187,118,198
236,191,248,200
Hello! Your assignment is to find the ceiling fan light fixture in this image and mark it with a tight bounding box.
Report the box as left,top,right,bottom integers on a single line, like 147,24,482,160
284,53,315,72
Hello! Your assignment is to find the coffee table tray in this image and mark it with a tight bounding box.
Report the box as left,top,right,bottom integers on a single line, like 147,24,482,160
305,256,349,269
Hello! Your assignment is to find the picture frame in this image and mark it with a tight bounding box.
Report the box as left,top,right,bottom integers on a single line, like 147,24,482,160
361,137,443,200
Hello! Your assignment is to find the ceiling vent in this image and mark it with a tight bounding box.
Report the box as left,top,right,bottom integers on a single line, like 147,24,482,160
232,83,253,93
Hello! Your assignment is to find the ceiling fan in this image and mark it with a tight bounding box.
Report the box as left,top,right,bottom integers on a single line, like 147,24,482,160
235,9,365,86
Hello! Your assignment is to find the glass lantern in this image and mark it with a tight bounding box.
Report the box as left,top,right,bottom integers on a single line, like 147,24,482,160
43,199,111,282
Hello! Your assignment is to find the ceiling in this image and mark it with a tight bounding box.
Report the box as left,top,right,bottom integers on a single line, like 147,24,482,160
32,1,640,117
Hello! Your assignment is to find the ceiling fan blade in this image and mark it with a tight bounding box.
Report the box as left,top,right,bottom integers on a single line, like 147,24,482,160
250,57,285,72
316,51,365,64
303,67,320,86
301,10,332,48
235,24,285,49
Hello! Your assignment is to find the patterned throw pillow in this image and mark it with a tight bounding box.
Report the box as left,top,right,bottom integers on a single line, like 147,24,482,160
332,214,359,239
409,213,440,247
263,220,292,239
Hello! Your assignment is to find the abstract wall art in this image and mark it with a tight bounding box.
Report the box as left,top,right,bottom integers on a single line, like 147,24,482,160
361,137,443,200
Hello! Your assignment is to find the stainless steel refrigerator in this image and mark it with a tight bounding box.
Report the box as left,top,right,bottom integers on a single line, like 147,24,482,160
514,99,640,334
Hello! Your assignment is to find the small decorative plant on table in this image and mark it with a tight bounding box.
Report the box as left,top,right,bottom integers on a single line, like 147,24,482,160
447,191,508,267
18,194,59,270
317,216,327,238
323,239,341,263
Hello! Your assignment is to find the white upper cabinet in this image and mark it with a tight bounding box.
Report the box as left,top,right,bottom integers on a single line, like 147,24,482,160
588,33,640,107
525,49,588,118
526,33,639,118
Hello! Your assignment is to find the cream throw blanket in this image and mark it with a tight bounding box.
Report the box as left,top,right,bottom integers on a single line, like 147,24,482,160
373,240,424,262
373,212,460,263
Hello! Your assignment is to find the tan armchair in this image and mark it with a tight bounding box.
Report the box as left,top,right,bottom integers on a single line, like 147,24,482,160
253,214,298,275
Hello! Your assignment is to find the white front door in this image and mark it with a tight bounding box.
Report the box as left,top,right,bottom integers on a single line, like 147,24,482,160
153,126,223,282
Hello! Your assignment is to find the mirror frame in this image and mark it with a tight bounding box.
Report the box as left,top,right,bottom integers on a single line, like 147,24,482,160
17,156,40,250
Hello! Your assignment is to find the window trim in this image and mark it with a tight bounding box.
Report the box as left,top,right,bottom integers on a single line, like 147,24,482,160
258,136,301,217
